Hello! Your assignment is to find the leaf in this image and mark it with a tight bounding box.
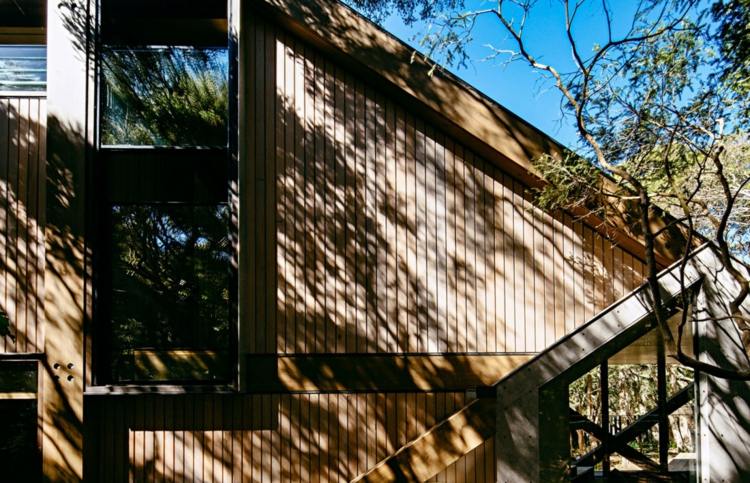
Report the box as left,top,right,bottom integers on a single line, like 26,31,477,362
0,309,13,340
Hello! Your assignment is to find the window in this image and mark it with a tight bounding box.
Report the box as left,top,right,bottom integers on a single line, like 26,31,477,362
0,0,46,92
0,45,46,92
100,46,228,146
94,0,235,384
0,361,40,481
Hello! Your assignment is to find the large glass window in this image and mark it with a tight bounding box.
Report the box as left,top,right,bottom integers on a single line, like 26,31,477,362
108,204,231,382
95,0,235,385
100,47,228,146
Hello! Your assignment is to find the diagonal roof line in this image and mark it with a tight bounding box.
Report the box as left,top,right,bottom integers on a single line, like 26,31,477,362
254,0,682,266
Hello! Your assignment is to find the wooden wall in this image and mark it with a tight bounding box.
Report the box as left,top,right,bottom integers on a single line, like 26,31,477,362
85,10,654,482
430,437,495,483
0,96,46,354
243,17,648,356
86,391,471,482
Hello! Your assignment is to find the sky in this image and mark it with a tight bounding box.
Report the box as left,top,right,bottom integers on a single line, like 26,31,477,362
368,1,677,150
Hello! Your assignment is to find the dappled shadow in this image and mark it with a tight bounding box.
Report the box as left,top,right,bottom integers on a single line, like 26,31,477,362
0,1,672,481
83,11,654,481
527,247,750,481
258,0,695,265
0,97,46,354
258,0,563,172
87,391,470,481
266,25,647,357
40,109,90,480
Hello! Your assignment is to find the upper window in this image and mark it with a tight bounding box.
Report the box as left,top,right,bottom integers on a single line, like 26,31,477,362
0,0,46,92
0,45,46,92
100,46,228,147
94,0,235,385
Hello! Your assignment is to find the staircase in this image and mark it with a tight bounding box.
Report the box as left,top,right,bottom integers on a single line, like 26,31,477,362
353,245,721,482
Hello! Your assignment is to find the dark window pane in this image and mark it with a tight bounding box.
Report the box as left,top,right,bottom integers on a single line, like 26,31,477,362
109,204,231,382
0,362,39,480
0,0,45,28
0,45,46,92
101,149,228,204
100,47,228,147
101,0,227,46
0,362,37,392
0,400,39,481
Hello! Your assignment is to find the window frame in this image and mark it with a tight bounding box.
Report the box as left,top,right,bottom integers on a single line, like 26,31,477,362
90,0,239,389
0,357,42,481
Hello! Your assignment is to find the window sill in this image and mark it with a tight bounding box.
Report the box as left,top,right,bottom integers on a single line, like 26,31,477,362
85,383,237,396
0,91,46,98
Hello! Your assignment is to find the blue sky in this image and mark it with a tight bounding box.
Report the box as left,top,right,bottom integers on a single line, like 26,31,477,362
373,1,674,149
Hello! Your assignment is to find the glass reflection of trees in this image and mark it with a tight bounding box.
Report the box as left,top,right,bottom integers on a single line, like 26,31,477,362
109,204,231,382
100,47,228,146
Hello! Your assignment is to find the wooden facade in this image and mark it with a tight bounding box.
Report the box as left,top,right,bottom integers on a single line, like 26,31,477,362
86,392,496,481
0,95,46,354
0,0,698,481
242,16,648,357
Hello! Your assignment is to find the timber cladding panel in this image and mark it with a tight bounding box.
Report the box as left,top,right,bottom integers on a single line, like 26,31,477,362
244,16,648,356
85,391,471,481
0,96,46,354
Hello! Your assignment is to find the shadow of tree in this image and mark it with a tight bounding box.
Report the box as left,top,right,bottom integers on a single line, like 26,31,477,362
0,97,45,354
81,11,651,481
0,1,670,481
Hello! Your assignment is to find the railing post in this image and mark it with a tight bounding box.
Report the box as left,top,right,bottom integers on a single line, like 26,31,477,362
657,331,669,472
601,361,610,476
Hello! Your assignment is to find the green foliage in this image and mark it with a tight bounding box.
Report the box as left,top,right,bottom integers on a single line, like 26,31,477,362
109,204,231,381
532,153,602,212
713,0,750,98
0,309,10,339
101,47,228,146
348,0,464,25
570,362,695,459
354,1,750,261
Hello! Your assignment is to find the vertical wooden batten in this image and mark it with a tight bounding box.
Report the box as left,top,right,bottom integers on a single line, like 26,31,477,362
0,95,46,355
253,17,649,356
43,0,92,478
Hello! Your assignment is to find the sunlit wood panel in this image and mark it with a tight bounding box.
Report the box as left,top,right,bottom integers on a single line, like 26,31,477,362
0,95,45,354
86,391,467,481
241,19,650,356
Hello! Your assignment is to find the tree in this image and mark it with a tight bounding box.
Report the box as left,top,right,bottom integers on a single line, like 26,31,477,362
352,0,750,379
713,0,750,100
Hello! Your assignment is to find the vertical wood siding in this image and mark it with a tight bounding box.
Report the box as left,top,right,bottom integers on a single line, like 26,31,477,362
86,391,467,482
83,13,657,483
429,437,496,483
0,96,46,354
244,18,647,355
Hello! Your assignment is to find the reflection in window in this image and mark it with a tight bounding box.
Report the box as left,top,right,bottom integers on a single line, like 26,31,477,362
0,45,46,92
100,47,228,147
109,204,231,382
